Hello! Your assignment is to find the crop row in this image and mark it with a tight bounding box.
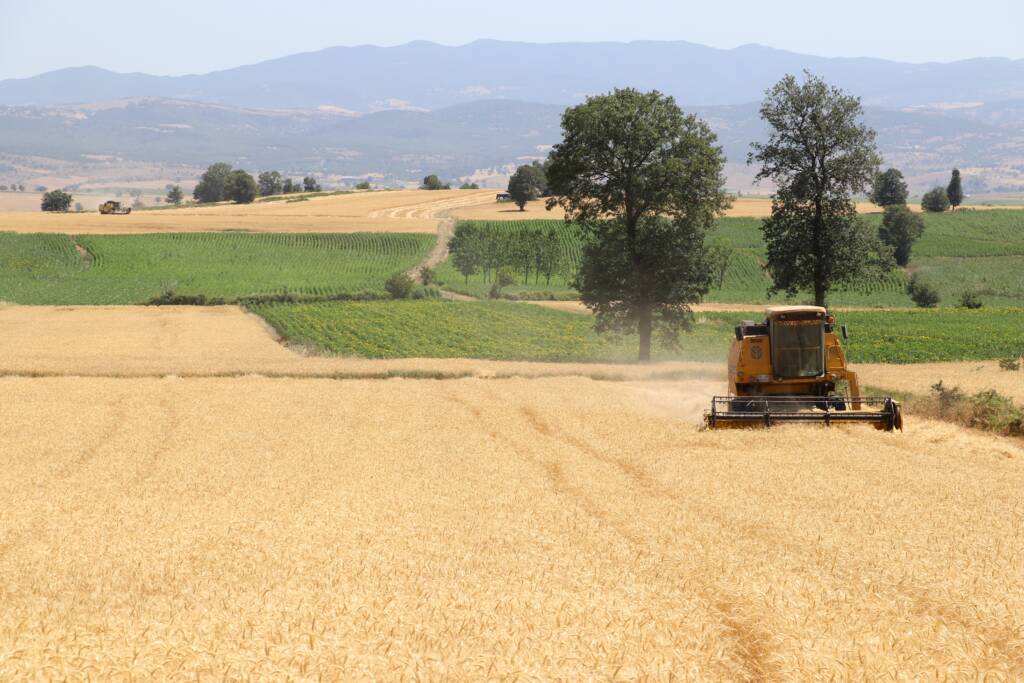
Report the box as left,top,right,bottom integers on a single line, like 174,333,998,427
0,232,434,304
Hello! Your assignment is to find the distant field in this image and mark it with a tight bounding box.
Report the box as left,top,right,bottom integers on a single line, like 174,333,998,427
252,300,1024,364
448,196,882,221
0,232,433,304
250,299,713,362
0,189,496,234
441,211,1024,307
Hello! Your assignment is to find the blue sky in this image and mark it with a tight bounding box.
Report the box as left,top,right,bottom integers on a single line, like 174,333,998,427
2,0,1022,79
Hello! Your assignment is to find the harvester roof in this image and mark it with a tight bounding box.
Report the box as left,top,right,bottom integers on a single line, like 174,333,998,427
765,305,827,316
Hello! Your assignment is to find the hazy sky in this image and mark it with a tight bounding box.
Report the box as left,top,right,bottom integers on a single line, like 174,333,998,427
3,0,1023,79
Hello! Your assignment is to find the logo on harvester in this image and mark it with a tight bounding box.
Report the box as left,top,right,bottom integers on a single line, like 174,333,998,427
750,345,763,360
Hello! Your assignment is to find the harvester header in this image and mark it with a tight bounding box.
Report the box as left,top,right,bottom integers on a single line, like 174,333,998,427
705,306,902,431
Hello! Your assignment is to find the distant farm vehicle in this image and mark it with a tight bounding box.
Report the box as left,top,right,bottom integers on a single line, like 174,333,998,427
99,201,131,215
496,193,513,202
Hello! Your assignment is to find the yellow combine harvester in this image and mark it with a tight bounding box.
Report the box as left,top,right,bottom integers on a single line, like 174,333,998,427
98,200,131,215
705,305,902,431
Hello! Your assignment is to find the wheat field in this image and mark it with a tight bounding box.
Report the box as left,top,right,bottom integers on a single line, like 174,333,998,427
1,373,1021,680
0,192,893,236
0,190,498,234
859,360,1024,403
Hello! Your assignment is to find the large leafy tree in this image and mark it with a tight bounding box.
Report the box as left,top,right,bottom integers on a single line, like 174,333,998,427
40,189,72,212
946,168,963,211
507,165,541,210
193,162,233,203
870,167,909,206
750,72,889,306
546,88,730,361
225,170,257,204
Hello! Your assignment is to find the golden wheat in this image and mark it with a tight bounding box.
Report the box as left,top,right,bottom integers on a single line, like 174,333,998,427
860,360,1024,403
0,304,717,381
0,189,498,234
0,373,1021,680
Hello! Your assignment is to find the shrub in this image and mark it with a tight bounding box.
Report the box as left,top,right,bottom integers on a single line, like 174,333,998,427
459,182,480,190
999,358,1021,371
921,187,951,212
927,381,1023,436
385,272,416,299
959,292,983,309
355,181,372,190
419,266,438,286
906,274,940,307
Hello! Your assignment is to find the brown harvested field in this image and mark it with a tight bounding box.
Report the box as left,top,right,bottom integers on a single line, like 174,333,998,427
0,189,497,234
860,360,1024,403
1,372,1022,679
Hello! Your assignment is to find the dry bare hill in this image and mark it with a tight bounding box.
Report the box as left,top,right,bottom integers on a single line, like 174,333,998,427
1,373,1021,679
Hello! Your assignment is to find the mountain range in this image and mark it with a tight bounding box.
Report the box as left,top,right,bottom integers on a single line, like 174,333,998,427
2,40,1024,191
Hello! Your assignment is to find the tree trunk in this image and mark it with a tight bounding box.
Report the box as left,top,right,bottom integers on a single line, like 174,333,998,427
814,281,826,308
637,305,652,362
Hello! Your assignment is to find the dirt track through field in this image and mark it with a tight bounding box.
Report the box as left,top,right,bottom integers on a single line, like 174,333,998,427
1,374,1021,679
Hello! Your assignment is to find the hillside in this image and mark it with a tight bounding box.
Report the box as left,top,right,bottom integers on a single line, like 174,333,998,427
5,40,1024,110
3,97,1022,191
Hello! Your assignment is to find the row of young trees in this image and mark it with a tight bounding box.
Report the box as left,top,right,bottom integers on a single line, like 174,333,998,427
448,223,564,288
192,163,323,204
0,184,27,192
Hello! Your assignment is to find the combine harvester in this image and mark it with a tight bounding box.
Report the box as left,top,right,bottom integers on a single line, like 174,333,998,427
705,306,902,431
98,200,131,215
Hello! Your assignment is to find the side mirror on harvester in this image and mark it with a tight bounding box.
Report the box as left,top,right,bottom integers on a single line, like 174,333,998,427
734,325,744,342
841,324,849,340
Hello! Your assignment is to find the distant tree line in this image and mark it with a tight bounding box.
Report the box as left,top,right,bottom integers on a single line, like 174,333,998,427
448,223,565,289
192,163,323,204
0,184,27,192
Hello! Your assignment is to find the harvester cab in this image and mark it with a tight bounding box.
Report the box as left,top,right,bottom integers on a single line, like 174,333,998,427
705,306,902,431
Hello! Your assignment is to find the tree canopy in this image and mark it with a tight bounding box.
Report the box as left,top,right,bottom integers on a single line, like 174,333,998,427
166,185,184,205
303,176,322,193
258,171,283,197
226,170,258,204
193,163,234,203
546,88,730,361
750,72,890,306
507,165,542,210
947,169,964,210
40,189,72,212
870,168,909,206
421,175,449,191
922,186,951,212
878,204,925,266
